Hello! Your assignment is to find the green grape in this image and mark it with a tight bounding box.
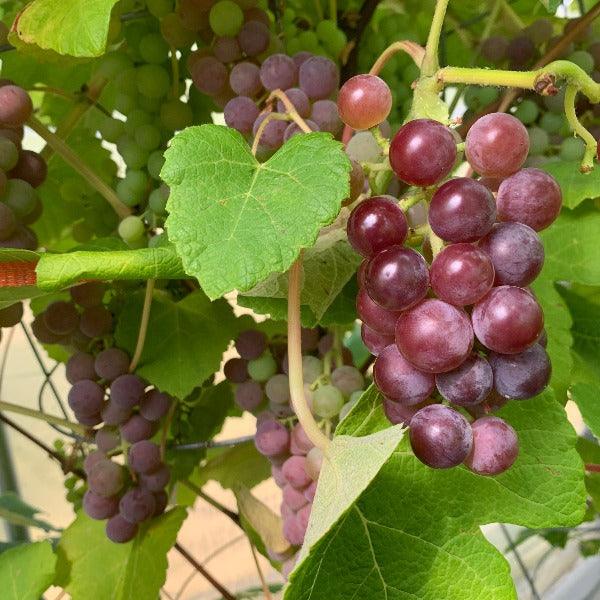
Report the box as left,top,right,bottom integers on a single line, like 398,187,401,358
135,124,162,151
248,352,278,382
160,99,194,131
118,215,146,243
148,186,169,215
312,384,344,419
286,37,302,56
99,117,125,143
282,8,295,23
114,92,138,115
0,138,19,171
527,126,550,155
95,52,133,79
147,0,173,18
115,67,139,96
302,355,323,384
2,179,37,218
209,1,244,37
568,50,594,74
139,32,170,65
72,221,93,243
544,88,565,114
138,95,163,114
464,86,499,111
125,109,152,136
514,99,539,125
117,136,149,170
324,30,346,58
136,65,171,99
147,151,165,180
297,30,321,53
316,19,338,41
560,136,585,161
539,111,564,134
116,170,148,207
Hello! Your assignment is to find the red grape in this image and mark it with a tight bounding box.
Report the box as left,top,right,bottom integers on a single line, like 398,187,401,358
435,353,493,407
465,416,519,475
360,322,394,356
356,287,402,336
0,85,33,127
106,514,138,543
337,74,392,130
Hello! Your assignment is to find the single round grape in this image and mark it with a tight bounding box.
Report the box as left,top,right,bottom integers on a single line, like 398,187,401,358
110,373,146,410
525,18,553,44
248,352,278,382
265,373,291,405
490,344,551,399
481,36,508,63
95,427,120,453
83,490,119,520
465,113,529,177
75,411,102,427
282,455,311,489
148,186,169,216
79,306,113,338
135,124,161,151
70,281,105,308
465,416,519,475
223,357,249,383
396,299,474,373
374,344,435,405
560,136,585,161
252,113,287,150
389,119,457,187
118,215,145,243
0,203,16,241
539,112,564,135
0,85,33,127
409,404,473,469
337,75,392,130
305,446,323,481
283,483,307,511
300,355,322,384
283,513,307,546
0,301,23,327
310,99,342,136
347,196,408,258
0,138,19,171
312,384,344,418
364,246,429,311
229,62,262,96
298,56,339,100
235,329,267,360
237,21,270,57
106,513,138,543
88,460,125,497
346,131,380,163
429,178,496,243
139,389,172,421
495,168,562,232
478,222,544,287
117,136,148,170
331,366,364,396
138,464,171,492
361,323,394,356
472,286,543,354
3,178,37,219
430,244,495,306
128,440,161,474
120,487,156,524
255,419,290,457
527,126,550,156
260,53,297,91
209,0,244,36
68,379,105,415
66,352,97,384
101,400,131,426
189,55,228,96
120,414,154,444
160,99,193,131
568,50,594,74
514,99,539,125
224,96,259,134
136,64,171,99
235,380,264,411
506,36,535,67
435,353,493,407
161,12,197,47
139,32,169,64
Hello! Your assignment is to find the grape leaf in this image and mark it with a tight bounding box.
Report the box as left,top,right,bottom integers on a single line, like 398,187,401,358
115,290,238,399
239,231,361,326
0,492,58,532
55,508,186,600
10,0,120,57
162,125,351,300
541,161,600,209
285,388,586,599
0,541,56,600
571,383,600,440
36,246,187,290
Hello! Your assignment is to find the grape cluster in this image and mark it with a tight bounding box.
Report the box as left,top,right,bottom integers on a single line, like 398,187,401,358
346,106,561,475
0,83,47,250
224,328,364,568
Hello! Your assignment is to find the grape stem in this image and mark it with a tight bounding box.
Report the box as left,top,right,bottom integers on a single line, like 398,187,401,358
27,115,131,218
268,89,312,132
586,463,600,473
129,278,155,372
251,112,290,156
181,479,241,525
171,434,256,450
329,0,337,26
564,85,597,172
288,257,331,452
249,541,272,600
0,400,89,436
421,0,451,76
368,41,425,77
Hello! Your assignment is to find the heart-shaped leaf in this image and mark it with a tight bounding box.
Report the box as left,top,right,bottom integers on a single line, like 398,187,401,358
162,125,351,300
0,541,56,600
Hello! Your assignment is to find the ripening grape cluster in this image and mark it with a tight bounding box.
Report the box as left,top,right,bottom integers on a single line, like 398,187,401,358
0,83,47,250
340,72,561,475
31,281,173,542
224,328,364,570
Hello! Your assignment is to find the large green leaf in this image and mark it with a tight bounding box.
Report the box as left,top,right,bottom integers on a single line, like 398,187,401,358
10,0,120,57
55,508,186,600
115,290,238,399
162,125,351,300
541,161,600,209
285,388,586,599
0,541,56,600
571,383,600,440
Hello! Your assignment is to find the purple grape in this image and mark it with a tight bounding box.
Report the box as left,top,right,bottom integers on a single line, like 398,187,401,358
435,353,493,407
409,404,473,469
139,389,172,421
495,168,562,231
119,487,156,524
283,513,306,546
75,411,103,426
44,301,79,335
395,299,474,373
235,329,268,360
234,380,264,411
252,113,287,150
68,379,105,416
237,21,270,56
101,400,132,426
110,374,146,410
347,196,408,258
481,36,508,63
260,54,298,91
282,455,311,489
283,483,307,511
255,419,290,457
331,365,364,396
120,414,154,443
83,490,119,520
429,178,496,243
128,440,161,474
224,96,259,134
139,465,171,492
69,282,105,308
507,36,536,67
310,99,342,136
213,36,242,63
189,55,228,96
229,62,262,97
0,85,33,127
106,514,138,543
290,423,313,456
298,56,339,100
95,427,121,453
66,352,97,384
472,286,543,354
9,150,47,188
277,87,310,118
153,491,169,516
489,344,551,399
430,243,495,306
224,357,249,383
79,306,113,338
361,323,394,356
374,344,435,405
31,315,64,344
83,450,107,474
356,287,402,336
0,301,22,327
383,399,428,426
389,119,457,187
465,113,529,177
283,120,318,141
364,246,429,311
337,74,392,130
94,347,130,381
478,222,544,287
465,416,519,475
88,460,125,497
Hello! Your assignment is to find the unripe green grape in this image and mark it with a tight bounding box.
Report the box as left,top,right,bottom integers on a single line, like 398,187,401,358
302,355,323,384
148,185,169,215
539,111,564,134
99,117,125,143
147,0,173,18
3,179,37,218
114,92,138,115
527,126,550,155
464,86,499,112
117,136,149,170
0,138,19,171
544,88,565,114
287,37,302,56
116,180,144,207
125,109,152,136
147,151,165,180
560,136,585,161
160,99,194,131
209,1,244,37
118,215,145,243
96,52,133,79
138,94,162,114
312,384,344,419
139,33,170,65
297,30,320,53
514,99,539,124
136,65,171,99
135,124,162,151
568,50,594,74
248,352,278,382
114,67,138,96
